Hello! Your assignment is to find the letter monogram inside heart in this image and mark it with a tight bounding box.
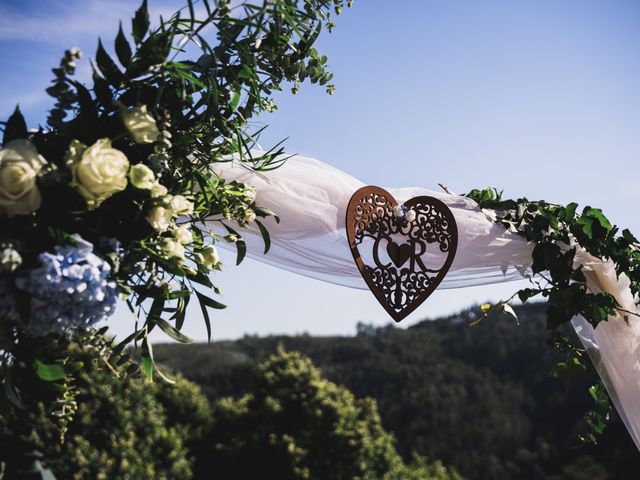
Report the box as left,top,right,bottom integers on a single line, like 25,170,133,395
346,186,458,321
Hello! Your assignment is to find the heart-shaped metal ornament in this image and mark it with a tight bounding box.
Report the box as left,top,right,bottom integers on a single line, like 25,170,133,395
346,186,458,321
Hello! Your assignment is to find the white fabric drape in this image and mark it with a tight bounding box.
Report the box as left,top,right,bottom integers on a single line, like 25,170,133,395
214,154,534,288
211,153,640,450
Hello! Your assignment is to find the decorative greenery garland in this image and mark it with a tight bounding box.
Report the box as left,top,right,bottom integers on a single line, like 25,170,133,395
466,187,640,441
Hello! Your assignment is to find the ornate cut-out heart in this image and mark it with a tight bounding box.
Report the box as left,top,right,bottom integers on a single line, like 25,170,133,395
346,186,458,322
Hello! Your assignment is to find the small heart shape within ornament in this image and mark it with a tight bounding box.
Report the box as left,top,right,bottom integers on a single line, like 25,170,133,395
346,186,458,322
387,241,412,267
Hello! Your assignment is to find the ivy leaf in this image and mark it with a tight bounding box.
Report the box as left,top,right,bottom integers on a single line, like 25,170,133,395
3,105,28,145
517,288,540,303
115,22,133,67
34,360,67,382
550,357,587,390
132,0,150,44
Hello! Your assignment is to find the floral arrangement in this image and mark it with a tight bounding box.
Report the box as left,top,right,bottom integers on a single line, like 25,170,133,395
0,0,348,436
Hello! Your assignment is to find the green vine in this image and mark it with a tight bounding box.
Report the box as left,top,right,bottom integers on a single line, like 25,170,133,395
465,187,640,442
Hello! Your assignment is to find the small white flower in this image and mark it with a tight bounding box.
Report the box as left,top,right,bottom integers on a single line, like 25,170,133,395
196,245,220,268
242,209,256,224
0,247,22,273
66,138,129,208
393,206,405,218
128,164,156,190
244,185,257,203
121,105,160,144
404,209,416,222
146,206,173,232
159,238,185,263
0,139,46,216
150,182,168,198
174,225,193,245
169,195,194,215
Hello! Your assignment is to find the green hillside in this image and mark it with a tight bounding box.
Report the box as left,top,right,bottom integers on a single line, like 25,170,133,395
154,303,640,479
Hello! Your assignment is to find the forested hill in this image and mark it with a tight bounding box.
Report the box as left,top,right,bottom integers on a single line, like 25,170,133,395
154,303,640,479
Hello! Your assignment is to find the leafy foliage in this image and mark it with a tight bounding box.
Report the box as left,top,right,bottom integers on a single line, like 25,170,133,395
465,187,640,437
154,303,640,480
197,346,460,479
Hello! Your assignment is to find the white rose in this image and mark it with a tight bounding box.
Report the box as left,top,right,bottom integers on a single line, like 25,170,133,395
196,245,220,268
159,238,185,263
150,182,168,198
0,139,46,216
122,105,160,144
146,206,173,232
169,195,194,215
66,139,129,208
404,209,416,222
174,225,193,245
392,206,405,218
128,164,155,190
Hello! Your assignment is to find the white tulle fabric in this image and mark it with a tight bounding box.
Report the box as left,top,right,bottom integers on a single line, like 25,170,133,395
211,153,640,450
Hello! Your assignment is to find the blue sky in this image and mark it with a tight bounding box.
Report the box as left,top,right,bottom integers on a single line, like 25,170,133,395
2,0,639,342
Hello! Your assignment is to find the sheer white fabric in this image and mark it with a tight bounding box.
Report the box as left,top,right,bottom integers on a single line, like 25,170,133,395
211,153,640,450
213,154,534,288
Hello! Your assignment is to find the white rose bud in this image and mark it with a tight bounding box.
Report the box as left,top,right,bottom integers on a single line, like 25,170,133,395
150,182,168,198
0,247,22,273
121,105,160,144
169,195,194,215
393,206,405,218
244,185,257,203
146,206,173,232
128,164,155,190
197,245,220,268
174,225,193,245
0,139,46,216
242,209,256,223
159,238,185,263
66,139,129,208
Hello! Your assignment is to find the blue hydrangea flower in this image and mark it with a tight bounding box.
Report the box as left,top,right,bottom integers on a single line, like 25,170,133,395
15,236,118,334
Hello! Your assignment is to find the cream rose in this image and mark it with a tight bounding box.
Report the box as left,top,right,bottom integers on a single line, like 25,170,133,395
122,105,160,144
128,164,155,190
174,225,193,245
150,182,168,198
0,139,46,216
196,245,220,268
159,238,185,263
169,195,194,215
146,206,173,232
66,139,130,208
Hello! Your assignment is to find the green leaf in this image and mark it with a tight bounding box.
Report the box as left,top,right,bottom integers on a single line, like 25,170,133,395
3,105,28,145
255,220,271,254
517,288,540,303
230,89,241,111
132,0,150,44
152,316,194,344
34,360,67,382
550,357,587,390
195,290,212,341
115,22,133,67
141,335,154,382
222,223,247,265
3,367,25,409
96,39,124,86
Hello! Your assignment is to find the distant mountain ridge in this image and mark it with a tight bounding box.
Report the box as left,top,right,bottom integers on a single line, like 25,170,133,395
154,303,640,480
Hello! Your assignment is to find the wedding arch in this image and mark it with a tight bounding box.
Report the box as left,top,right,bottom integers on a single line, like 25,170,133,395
0,0,638,476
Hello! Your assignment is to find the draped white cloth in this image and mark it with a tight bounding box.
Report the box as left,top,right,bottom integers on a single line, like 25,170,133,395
212,153,640,450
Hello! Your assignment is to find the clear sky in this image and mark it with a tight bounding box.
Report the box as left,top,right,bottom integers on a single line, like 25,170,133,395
1,0,639,342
